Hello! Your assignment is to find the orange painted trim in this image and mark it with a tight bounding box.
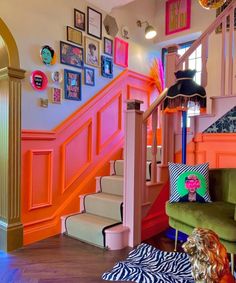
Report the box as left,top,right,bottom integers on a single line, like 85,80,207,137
61,119,92,193
54,70,127,133
28,150,53,210
23,140,123,245
22,69,155,245
22,130,56,140
96,93,122,154
54,70,153,133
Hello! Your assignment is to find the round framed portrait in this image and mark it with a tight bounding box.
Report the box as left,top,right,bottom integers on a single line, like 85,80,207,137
30,70,48,91
40,45,57,65
51,71,62,83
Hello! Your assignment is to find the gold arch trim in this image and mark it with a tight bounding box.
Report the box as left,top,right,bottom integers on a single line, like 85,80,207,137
0,17,20,68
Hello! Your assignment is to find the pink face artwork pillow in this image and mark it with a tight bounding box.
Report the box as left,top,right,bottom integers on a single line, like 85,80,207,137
168,162,211,203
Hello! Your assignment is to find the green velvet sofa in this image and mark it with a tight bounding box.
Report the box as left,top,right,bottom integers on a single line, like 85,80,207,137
166,168,236,270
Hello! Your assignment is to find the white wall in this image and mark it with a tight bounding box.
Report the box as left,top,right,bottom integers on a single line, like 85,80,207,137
0,0,157,130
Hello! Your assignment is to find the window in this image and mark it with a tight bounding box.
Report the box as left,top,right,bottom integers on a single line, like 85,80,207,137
162,41,203,125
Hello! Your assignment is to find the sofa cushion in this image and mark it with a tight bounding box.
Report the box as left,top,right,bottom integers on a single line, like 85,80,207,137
166,201,236,242
168,162,211,203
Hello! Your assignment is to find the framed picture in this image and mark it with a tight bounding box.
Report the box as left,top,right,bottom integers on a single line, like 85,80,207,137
67,26,82,46
101,56,113,79
104,37,113,56
51,87,62,104
84,67,95,86
114,37,129,68
74,9,85,31
60,41,83,69
87,7,102,39
84,36,100,67
64,69,81,101
216,0,236,33
165,0,191,35
40,98,48,108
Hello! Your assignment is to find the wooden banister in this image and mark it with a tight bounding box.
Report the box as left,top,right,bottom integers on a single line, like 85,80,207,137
176,0,236,69
143,88,168,122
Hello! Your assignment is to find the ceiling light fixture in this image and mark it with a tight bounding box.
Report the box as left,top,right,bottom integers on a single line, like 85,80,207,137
137,20,157,40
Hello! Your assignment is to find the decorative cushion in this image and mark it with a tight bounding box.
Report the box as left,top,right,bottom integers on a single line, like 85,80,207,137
169,162,211,203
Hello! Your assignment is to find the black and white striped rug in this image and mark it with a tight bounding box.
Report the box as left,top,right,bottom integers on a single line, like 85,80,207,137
102,243,194,283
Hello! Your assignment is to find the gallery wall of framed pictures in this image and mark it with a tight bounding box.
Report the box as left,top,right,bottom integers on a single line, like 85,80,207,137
33,4,129,109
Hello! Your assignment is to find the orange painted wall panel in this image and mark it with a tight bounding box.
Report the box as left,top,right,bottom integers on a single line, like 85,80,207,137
29,150,52,210
21,70,155,245
175,133,236,168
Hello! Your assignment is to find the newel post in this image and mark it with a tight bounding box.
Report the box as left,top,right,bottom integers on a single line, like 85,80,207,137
124,99,144,247
162,45,179,165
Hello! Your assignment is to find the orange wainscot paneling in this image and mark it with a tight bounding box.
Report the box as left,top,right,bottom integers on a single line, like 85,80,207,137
175,133,236,167
29,150,53,210
21,70,156,245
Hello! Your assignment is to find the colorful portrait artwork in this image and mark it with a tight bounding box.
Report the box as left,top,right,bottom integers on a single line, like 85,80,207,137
52,87,62,104
176,171,207,203
85,36,100,67
74,9,85,31
40,45,56,65
60,41,83,69
104,37,113,56
30,70,48,91
165,0,191,35
84,67,95,86
114,37,128,68
51,71,62,83
64,69,81,101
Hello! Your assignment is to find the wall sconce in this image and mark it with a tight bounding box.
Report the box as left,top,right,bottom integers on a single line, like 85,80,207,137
137,20,157,39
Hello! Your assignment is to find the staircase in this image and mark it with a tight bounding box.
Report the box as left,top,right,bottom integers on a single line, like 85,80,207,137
61,1,236,251
62,146,162,249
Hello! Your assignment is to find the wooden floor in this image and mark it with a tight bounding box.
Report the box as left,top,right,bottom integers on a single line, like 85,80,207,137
0,232,180,283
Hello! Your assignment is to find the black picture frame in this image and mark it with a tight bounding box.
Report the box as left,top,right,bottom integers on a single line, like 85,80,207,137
64,69,82,101
67,26,83,46
84,67,95,86
101,55,113,79
60,41,84,69
104,37,113,56
87,7,102,39
74,9,85,31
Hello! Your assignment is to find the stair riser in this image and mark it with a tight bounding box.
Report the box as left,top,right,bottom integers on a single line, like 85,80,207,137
112,160,151,180
101,176,123,196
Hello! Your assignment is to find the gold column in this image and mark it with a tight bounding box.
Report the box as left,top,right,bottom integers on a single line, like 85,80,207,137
0,67,25,251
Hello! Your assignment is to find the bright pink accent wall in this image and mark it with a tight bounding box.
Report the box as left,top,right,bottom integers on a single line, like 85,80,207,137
21,70,156,245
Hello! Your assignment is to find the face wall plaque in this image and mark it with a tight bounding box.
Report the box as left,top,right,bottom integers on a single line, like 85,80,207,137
40,45,57,65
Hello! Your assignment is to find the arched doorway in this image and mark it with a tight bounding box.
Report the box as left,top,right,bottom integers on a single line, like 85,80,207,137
0,18,25,251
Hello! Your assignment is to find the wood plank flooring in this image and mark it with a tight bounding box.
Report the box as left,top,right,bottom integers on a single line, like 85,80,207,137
0,232,179,283
1,232,234,282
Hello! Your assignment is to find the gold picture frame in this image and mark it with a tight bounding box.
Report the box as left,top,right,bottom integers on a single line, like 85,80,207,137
84,36,100,68
67,26,82,46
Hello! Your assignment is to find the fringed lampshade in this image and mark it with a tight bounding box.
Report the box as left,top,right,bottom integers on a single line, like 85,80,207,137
164,69,206,113
164,69,206,164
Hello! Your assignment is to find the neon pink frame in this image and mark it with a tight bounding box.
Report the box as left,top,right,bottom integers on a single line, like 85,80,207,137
114,37,129,68
165,0,191,35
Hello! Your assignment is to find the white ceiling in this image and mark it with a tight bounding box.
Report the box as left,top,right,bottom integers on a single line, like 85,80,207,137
87,0,135,12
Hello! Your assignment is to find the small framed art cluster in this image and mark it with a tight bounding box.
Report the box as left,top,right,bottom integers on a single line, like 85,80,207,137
58,5,129,101
30,44,64,107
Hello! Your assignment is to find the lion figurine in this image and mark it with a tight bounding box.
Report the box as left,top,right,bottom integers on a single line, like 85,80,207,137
182,228,235,283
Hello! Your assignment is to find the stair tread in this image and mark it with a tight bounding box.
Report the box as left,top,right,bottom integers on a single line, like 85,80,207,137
66,212,119,227
65,213,120,248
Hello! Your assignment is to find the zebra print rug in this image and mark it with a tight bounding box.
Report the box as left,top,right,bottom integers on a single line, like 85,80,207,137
102,243,194,282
